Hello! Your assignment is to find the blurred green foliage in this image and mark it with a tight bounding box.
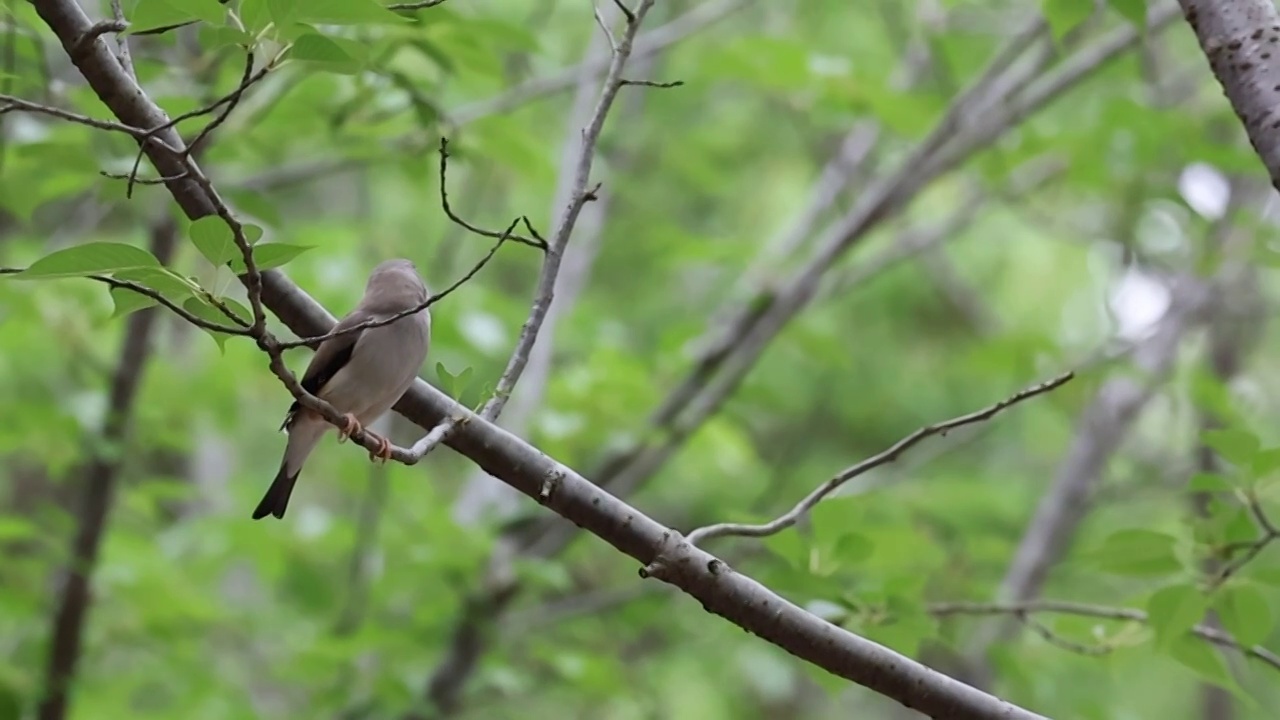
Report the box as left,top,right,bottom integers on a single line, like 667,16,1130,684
2,0,1280,718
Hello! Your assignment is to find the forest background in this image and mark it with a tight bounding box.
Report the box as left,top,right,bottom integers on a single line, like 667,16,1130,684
2,1,1280,719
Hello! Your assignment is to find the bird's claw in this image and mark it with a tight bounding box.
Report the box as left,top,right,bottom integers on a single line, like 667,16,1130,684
337,413,362,443
366,433,393,464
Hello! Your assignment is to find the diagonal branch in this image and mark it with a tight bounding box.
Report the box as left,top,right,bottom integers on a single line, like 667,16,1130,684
686,373,1075,547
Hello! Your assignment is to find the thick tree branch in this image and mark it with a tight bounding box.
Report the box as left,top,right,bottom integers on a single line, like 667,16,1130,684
1176,0,1280,191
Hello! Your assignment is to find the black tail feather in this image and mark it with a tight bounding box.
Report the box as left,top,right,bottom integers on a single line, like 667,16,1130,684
252,464,300,520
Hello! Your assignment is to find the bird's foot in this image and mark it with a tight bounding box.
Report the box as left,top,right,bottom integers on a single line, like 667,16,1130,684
337,413,362,443
366,433,393,464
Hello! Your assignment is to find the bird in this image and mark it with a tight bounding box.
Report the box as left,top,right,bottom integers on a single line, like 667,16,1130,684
252,258,432,520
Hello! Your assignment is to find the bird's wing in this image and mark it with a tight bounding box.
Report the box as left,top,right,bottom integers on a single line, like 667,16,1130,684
280,310,371,430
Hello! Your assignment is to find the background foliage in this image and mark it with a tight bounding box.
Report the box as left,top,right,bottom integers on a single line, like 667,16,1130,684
2,0,1280,718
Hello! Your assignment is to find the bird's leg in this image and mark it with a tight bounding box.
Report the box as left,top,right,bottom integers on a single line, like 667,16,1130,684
365,432,393,464
336,413,362,444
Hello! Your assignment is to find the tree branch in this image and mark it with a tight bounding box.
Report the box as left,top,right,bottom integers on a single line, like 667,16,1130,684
1176,0,1280,192
930,600,1280,672
686,372,1074,546
399,0,660,463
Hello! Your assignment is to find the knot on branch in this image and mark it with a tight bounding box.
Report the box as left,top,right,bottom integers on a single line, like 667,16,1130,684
638,529,690,580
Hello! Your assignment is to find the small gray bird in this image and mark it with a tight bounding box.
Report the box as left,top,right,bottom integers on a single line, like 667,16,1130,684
253,259,431,520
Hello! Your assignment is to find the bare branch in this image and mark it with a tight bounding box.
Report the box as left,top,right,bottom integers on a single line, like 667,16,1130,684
930,600,1280,672
685,373,1075,547
0,93,179,150
481,0,656,419
386,0,448,9
619,78,683,89
437,138,546,250
402,0,660,462
107,0,131,77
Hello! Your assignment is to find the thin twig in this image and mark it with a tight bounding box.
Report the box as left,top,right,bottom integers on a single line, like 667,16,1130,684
619,79,683,88
929,600,1280,672
0,94,179,151
107,0,131,77
437,138,546,250
0,268,251,335
387,0,448,9
686,372,1075,546
403,1,660,463
185,50,256,156
1209,491,1280,588
481,0,657,421
124,48,280,197
279,218,519,350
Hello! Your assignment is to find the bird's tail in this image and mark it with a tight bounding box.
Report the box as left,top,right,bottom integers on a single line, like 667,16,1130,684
252,464,299,520
253,418,326,520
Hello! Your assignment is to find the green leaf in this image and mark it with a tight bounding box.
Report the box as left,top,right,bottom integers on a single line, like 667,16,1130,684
1188,473,1233,492
1202,428,1260,467
0,516,39,543
860,601,937,656
294,0,406,24
1215,583,1273,646
1252,447,1280,476
832,532,874,564
267,0,299,26
227,244,313,274
810,496,858,544
1108,0,1146,26
182,296,249,352
761,528,805,570
198,25,255,50
169,0,225,23
12,242,160,278
114,267,202,298
127,0,198,34
1166,635,1241,696
227,189,281,226
1146,583,1206,649
289,32,369,74
189,216,239,267
240,0,272,33
435,361,458,396
1042,0,1093,41
109,286,159,317
1091,529,1183,577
